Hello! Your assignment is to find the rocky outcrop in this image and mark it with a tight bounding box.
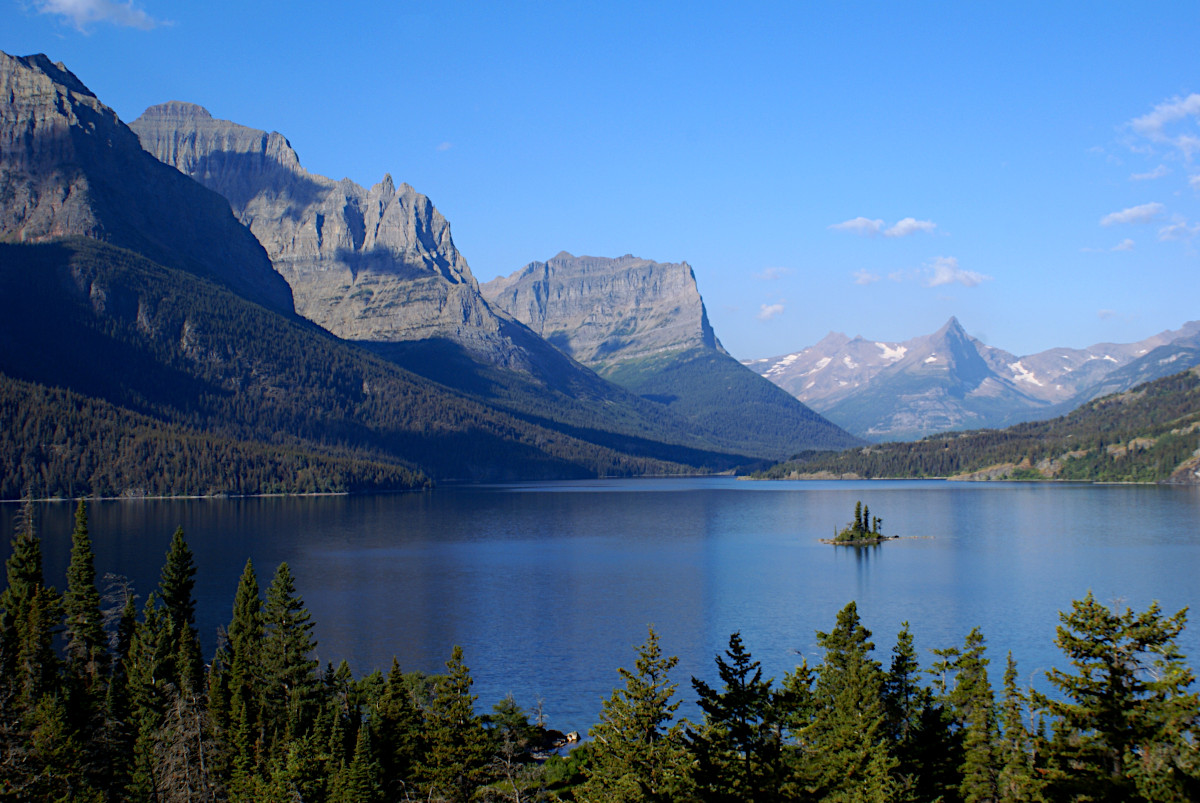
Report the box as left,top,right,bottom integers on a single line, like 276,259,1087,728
484,252,861,456
130,102,532,369
481,252,725,369
0,52,292,315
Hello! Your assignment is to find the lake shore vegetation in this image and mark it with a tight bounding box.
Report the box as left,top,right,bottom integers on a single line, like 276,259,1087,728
2,503,1198,801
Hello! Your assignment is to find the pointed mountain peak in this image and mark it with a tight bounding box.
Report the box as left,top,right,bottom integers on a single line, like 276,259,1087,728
374,173,396,195
10,52,95,97
938,316,965,334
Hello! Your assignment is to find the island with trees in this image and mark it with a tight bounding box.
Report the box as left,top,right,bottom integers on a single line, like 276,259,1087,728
824,500,897,545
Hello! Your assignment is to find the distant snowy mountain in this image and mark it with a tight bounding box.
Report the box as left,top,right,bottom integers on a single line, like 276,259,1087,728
745,318,1200,440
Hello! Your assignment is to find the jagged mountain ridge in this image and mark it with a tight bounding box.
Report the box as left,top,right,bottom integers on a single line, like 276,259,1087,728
0,49,771,488
746,317,1200,440
483,253,862,457
0,53,293,315
130,101,542,371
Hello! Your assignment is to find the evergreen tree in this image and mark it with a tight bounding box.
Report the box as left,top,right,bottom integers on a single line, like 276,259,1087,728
157,526,203,694
688,631,784,802
801,601,898,802
373,658,425,800
580,627,692,803
883,622,958,802
218,558,264,785
415,645,492,803
62,500,108,707
1036,593,1200,802
0,501,60,710
124,592,172,802
952,628,1000,803
996,652,1043,803
260,561,320,760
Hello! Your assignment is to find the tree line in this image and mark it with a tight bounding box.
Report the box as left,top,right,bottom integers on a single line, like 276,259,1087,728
754,367,1200,483
2,503,1198,801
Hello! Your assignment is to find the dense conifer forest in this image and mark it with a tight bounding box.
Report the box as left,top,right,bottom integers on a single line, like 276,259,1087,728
3,503,1197,801
754,367,1200,484
0,239,751,498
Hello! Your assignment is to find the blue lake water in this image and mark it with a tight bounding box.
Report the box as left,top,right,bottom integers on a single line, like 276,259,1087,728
2,478,1199,736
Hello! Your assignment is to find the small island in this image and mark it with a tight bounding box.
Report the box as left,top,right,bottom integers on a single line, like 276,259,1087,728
822,500,898,545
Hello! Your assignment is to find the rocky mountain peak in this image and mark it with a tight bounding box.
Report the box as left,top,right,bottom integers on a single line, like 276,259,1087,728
0,50,293,315
129,103,542,368
481,252,724,368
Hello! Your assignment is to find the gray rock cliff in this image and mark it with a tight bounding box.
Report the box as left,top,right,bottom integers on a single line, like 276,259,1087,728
481,252,725,369
130,102,531,369
0,53,293,315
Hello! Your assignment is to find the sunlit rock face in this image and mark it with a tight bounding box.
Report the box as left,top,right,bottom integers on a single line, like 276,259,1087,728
0,53,292,315
132,102,536,370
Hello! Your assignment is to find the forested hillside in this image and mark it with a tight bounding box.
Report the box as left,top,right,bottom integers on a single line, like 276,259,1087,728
753,366,1200,483
0,239,744,498
3,503,1197,801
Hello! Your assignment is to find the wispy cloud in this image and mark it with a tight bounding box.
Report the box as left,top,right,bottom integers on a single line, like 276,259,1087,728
829,216,937,238
1097,309,1118,320
757,303,785,321
35,0,162,30
1190,175,1200,191
1159,219,1200,241
853,270,881,285
1129,94,1200,158
884,217,937,237
829,217,884,236
755,266,792,281
924,256,990,288
1130,165,1169,181
1100,202,1165,226
1111,239,1135,252
436,142,453,152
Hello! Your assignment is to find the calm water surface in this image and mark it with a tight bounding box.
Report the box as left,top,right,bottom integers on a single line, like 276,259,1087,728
3,478,1198,736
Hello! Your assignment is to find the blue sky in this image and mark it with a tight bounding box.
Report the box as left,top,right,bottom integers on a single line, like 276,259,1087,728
5,1,1199,359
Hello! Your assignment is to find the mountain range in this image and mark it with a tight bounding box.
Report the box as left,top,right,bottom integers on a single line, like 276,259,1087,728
745,317,1200,440
0,50,856,496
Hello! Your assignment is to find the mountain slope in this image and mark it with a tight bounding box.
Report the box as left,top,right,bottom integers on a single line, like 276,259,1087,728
483,253,861,457
130,101,538,371
747,317,1200,440
753,366,1200,485
0,238,714,492
0,52,292,315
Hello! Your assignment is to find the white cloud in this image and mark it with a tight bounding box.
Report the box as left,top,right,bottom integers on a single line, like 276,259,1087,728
1190,175,1200,191
1128,94,1200,158
1158,219,1200,241
755,266,792,281
829,216,937,237
1112,239,1135,252
829,217,884,236
884,217,937,237
924,256,990,288
757,303,785,321
1130,94,1200,139
436,142,453,152
853,270,881,285
1130,165,1169,181
35,0,161,30
1100,202,1165,226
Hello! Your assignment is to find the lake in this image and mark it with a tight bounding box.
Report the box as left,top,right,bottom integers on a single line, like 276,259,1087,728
2,478,1198,736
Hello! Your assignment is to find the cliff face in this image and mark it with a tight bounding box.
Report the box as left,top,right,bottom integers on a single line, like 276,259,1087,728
481,252,725,369
130,102,531,369
484,252,861,456
0,53,293,315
